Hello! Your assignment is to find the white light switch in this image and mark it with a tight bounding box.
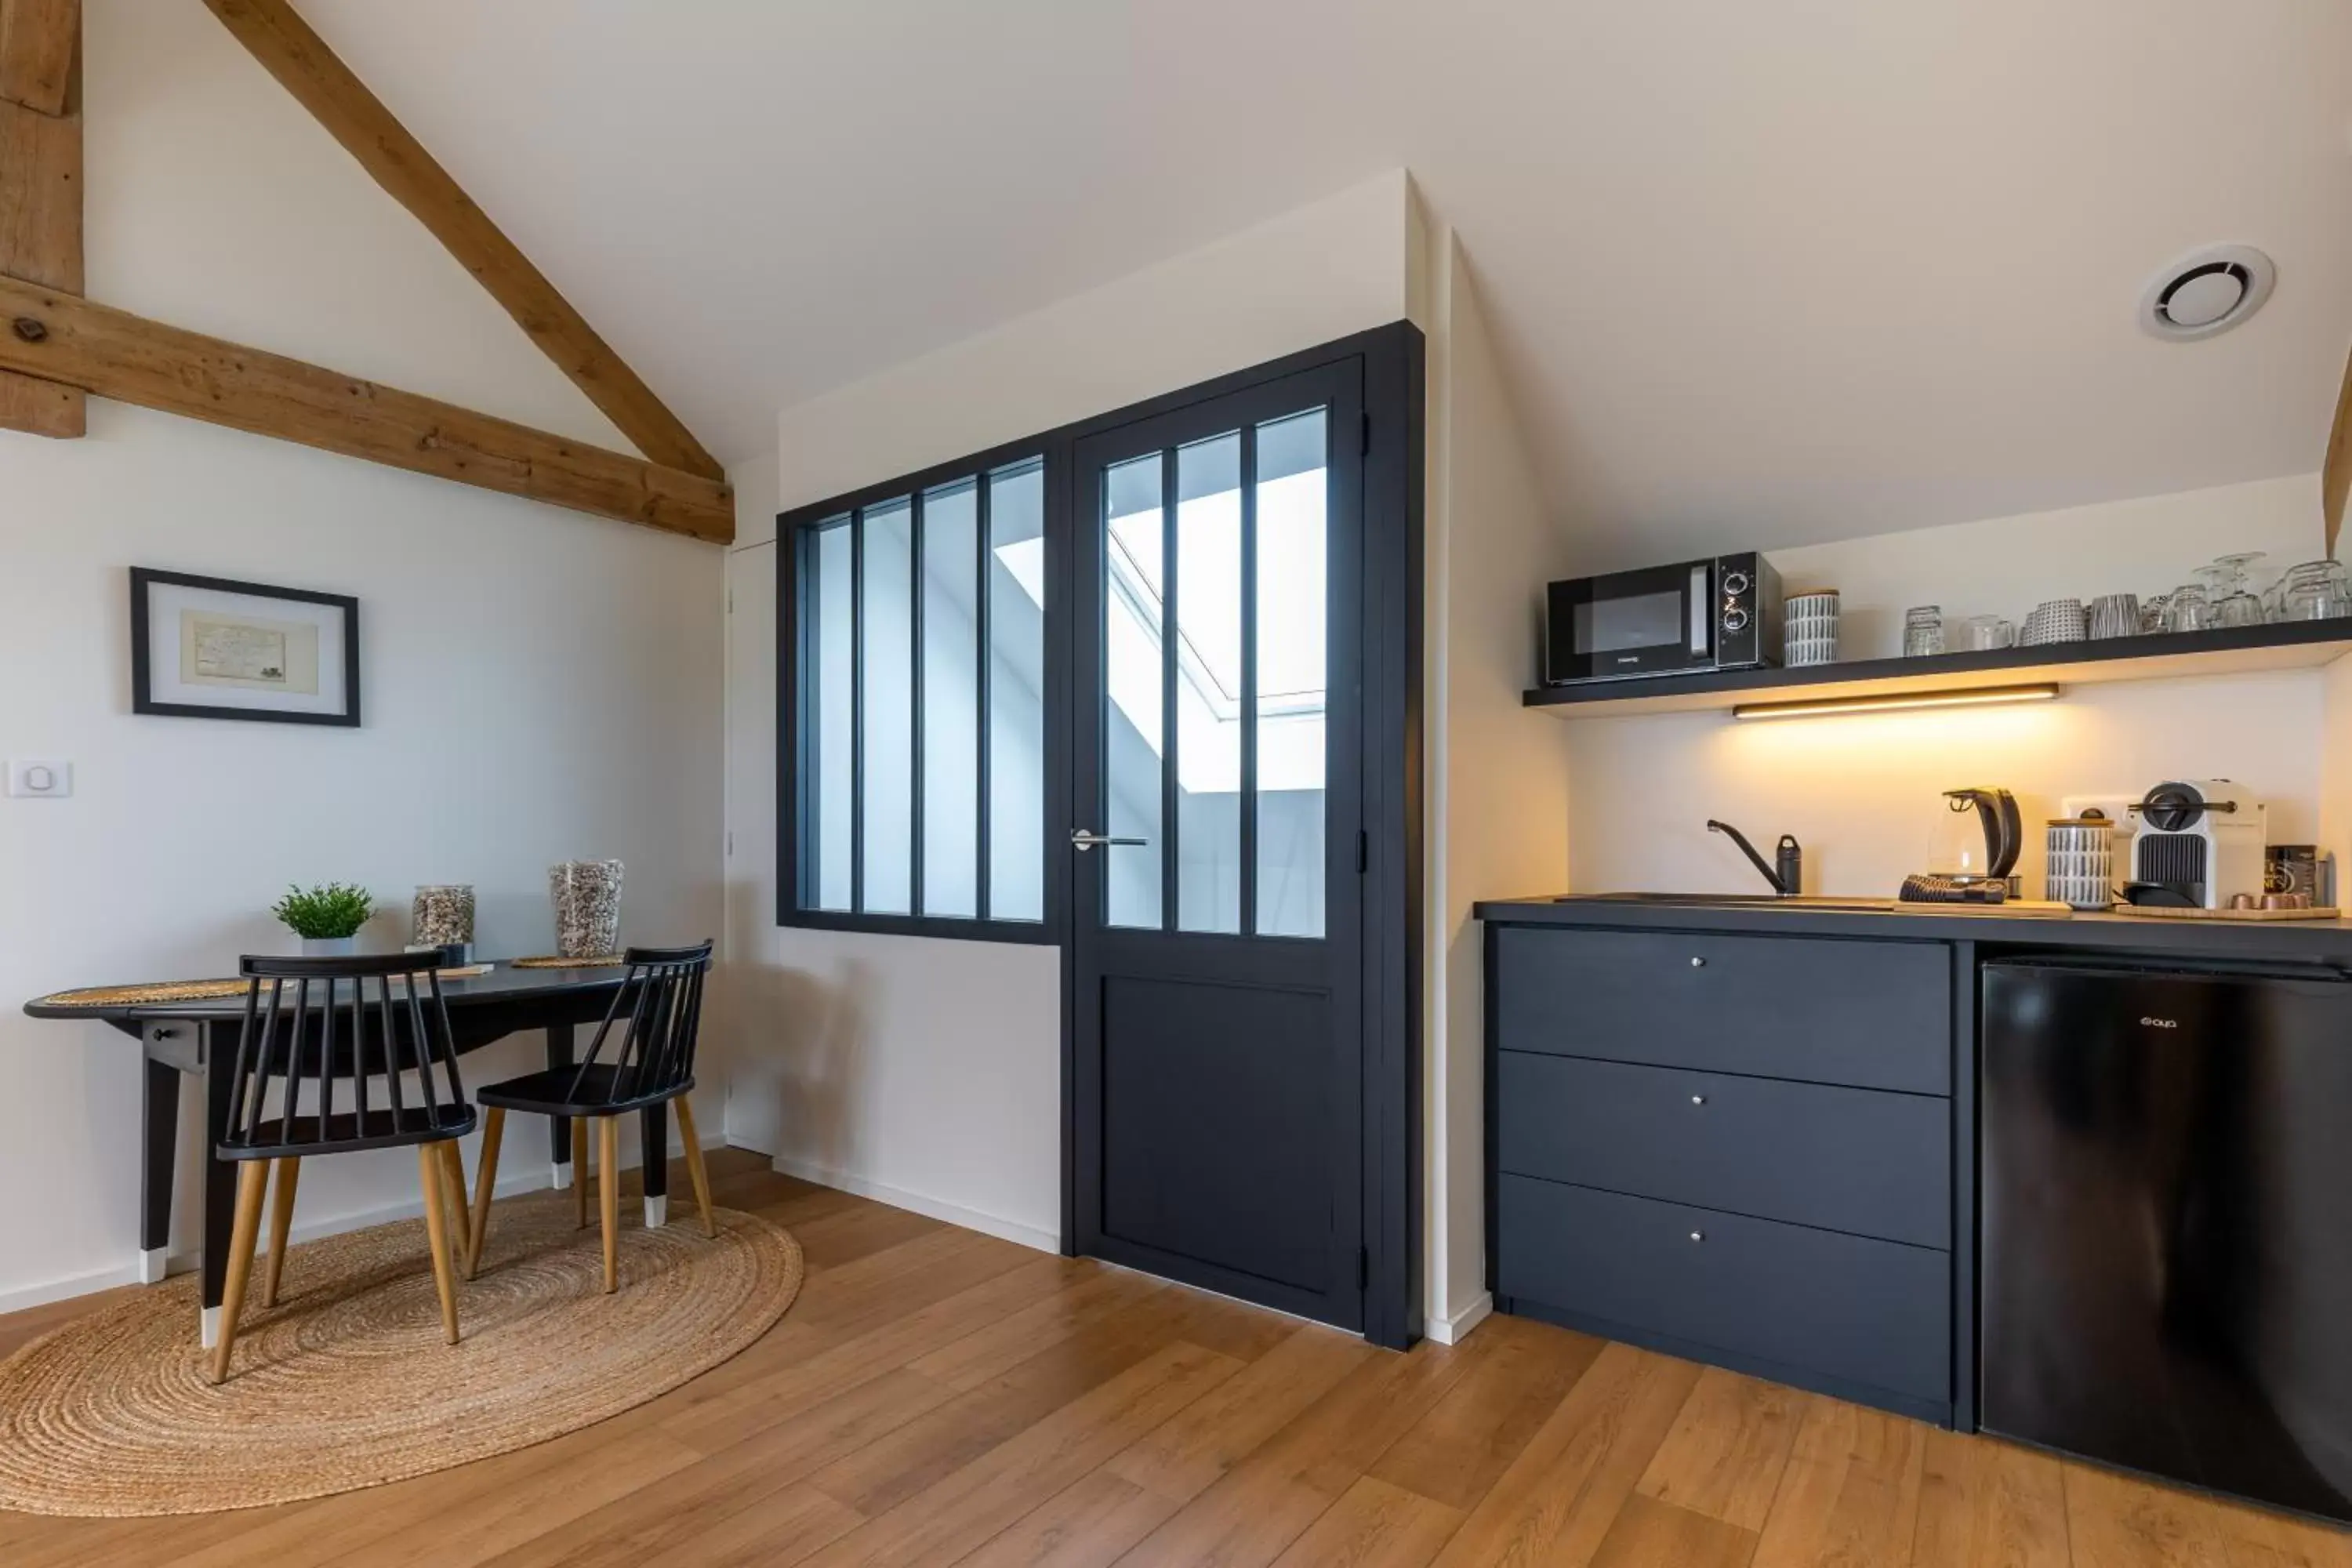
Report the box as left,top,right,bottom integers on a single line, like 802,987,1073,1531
7,760,72,798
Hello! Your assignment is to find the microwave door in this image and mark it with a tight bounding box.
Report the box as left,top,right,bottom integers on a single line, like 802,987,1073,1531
1549,562,1715,681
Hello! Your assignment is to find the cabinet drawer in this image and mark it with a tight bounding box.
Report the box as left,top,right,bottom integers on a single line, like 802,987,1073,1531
1493,926,1951,1094
1496,1174,1949,1403
1495,1051,1948,1247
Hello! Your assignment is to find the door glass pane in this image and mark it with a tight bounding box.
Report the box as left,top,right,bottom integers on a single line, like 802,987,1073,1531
860,498,913,914
986,459,1046,922
1175,432,1242,934
1254,408,1327,938
808,517,854,911
1102,453,1164,930
920,481,978,917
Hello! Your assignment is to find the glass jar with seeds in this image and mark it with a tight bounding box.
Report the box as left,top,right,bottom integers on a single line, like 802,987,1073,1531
550,860,623,959
411,884,476,956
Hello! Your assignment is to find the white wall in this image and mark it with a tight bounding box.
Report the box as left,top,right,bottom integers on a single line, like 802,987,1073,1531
1417,230,1573,1342
0,2,724,1313
1564,475,2338,898
747,172,1419,544
723,171,1417,1253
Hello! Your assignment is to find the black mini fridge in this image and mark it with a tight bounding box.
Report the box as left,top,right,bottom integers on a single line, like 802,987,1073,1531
1981,957,2352,1521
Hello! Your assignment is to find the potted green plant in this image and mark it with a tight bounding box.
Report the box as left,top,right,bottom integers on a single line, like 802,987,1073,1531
272,883,374,956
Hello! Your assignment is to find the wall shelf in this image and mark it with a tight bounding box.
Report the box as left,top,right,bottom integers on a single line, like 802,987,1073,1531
1522,620,2352,719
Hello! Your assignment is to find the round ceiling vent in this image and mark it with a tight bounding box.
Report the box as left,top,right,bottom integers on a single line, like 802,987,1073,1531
2138,245,2276,341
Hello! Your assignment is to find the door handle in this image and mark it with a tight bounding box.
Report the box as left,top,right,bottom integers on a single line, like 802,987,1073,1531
1071,829,1149,852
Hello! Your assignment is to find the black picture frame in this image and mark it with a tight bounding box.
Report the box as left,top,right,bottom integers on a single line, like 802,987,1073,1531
129,568,363,727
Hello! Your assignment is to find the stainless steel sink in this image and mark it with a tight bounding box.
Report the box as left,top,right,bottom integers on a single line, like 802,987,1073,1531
1556,892,1899,913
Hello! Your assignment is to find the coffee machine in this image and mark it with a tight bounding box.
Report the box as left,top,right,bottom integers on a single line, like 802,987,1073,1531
2127,779,2267,909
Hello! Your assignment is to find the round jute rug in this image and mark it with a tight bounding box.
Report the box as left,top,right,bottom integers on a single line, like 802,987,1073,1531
0,1189,801,1517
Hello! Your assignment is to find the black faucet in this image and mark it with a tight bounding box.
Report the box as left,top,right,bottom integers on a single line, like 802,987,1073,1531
1707,819,1802,898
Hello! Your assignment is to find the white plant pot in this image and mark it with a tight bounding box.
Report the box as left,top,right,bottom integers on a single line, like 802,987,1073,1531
299,935,358,957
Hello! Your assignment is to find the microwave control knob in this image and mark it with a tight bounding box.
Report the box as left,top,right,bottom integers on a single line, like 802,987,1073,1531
1722,607,1750,633
1722,570,1750,595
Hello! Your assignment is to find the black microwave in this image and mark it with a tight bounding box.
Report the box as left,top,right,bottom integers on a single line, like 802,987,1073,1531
1543,553,1782,684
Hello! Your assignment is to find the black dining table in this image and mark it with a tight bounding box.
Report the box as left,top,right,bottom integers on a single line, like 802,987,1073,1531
24,962,662,1346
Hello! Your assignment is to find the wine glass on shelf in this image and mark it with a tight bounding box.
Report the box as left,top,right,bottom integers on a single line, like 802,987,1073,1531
2206,554,2266,627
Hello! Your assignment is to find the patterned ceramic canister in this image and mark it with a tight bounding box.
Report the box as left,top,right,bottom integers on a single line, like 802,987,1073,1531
2043,816,2114,910
1784,590,1841,667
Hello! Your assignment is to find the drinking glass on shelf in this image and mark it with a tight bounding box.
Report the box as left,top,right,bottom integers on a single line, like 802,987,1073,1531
1903,605,1945,657
2165,585,2216,633
2214,583,2263,627
2279,561,2352,621
2199,558,2265,627
2087,593,2140,639
2141,593,2172,633
1960,615,2015,651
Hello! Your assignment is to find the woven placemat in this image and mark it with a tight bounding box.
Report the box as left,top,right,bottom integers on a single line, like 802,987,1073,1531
0,1190,802,1516
32,965,496,1011
31,979,247,1008
510,954,626,968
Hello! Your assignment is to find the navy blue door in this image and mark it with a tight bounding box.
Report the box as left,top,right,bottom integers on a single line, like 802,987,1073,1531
1069,362,1367,1330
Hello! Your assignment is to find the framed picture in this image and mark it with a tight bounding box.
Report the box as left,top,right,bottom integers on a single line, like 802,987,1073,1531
129,568,361,727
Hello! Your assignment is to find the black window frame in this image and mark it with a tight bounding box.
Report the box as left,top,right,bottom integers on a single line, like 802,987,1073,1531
779,433,1069,946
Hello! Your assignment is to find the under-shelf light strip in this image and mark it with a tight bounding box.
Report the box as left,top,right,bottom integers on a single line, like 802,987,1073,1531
1730,683,2061,721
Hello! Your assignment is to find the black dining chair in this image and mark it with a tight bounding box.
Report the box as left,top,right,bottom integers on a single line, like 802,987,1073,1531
211,951,477,1385
464,942,716,1294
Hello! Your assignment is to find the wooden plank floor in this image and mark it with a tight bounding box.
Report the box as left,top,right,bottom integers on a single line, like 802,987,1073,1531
3,1150,2346,1567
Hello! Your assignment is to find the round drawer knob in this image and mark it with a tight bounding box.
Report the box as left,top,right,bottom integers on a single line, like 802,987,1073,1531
1690,956,1705,968
1690,1094,1707,1106
1689,1231,1705,1243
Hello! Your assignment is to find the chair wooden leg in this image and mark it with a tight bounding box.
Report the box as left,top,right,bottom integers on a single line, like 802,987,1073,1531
597,1116,621,1294
436,1142,471,1279
208,1161,270,1385
261,1156,300,1308
573,1116,590,1229
466,1107,504,1277
417,1145,462,1346
674,1095,717,1240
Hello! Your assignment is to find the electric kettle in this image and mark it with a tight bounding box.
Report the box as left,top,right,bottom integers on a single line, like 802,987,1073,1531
1928,787,2022,880
1900,786,2023,902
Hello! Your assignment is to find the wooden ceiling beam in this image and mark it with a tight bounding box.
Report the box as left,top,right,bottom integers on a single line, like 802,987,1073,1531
0,0,75,117
202,0,727,483
0,0,79,437
0,275,734,542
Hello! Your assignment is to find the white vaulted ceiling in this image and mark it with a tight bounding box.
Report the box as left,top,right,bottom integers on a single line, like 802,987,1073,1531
292,0,2352,558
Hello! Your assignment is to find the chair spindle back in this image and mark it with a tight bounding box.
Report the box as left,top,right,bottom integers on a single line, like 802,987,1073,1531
566,942,713,1104
223,952,466,1154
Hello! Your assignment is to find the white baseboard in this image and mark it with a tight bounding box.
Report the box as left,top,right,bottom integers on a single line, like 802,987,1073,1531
768,1153,1059,1254
0,1129,735,1319
1425,1291,1494,1345
0,1263,147,1317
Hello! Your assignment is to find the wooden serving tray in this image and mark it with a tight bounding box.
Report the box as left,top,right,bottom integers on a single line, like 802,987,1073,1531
2110,905,2343,922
